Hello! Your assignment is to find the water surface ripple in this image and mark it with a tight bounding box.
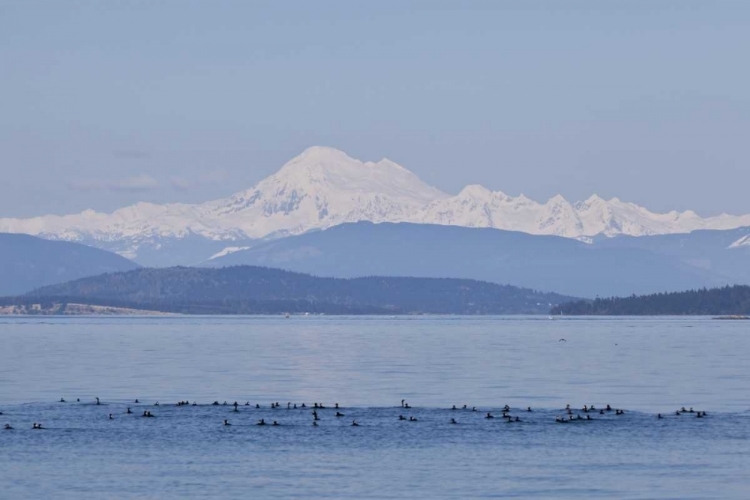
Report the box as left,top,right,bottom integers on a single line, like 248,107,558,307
1,316,748,499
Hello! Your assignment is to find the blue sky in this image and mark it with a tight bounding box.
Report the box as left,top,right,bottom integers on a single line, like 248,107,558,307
1,0,749,217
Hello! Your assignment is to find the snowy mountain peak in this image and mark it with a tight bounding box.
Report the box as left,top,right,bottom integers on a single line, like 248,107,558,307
243,146,440,202
278,146,360,177
547,194,570,205
576,194,607,207
278,146,408,178
457,184,496,199
370,157,408,172
206,146,447,238
297,145,351,159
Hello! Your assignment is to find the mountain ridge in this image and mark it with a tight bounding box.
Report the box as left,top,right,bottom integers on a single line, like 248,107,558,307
202,222,741,298
0,233,140,295
2,146,749,263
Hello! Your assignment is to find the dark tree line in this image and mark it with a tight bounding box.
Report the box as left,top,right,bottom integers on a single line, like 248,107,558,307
551,285,750,316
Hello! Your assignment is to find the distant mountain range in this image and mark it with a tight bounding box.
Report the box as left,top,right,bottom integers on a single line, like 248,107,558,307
2,221,749,299
2,146,749,266
202,222,750,298
3,223,749,308
0,233,139,295
16,266,574,315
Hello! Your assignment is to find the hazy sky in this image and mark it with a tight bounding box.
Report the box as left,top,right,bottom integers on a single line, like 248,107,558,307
2,1,749,218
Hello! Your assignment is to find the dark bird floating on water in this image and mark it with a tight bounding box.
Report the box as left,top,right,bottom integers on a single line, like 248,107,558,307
2,397,707,435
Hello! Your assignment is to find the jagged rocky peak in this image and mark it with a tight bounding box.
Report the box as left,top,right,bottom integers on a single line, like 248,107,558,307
575,194,607,210
451,185,517,207
546,194,572,206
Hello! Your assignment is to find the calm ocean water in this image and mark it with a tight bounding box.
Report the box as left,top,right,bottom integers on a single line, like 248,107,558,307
1,316,748,499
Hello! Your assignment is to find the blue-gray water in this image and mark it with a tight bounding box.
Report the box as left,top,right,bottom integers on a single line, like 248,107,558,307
1,316,749,499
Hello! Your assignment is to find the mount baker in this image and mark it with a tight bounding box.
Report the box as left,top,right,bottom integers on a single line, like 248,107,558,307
2,146,749,265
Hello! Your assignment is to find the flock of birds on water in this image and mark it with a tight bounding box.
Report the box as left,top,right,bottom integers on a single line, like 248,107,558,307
1,397,709,431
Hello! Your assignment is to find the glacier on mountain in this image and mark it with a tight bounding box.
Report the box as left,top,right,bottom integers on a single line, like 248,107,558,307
1,146,749,262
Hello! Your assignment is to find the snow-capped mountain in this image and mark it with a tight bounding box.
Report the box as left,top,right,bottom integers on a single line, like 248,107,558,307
0,147,448,262
1,146,749,264
415,185,586,238
418,185,750,239
0,201,237,260
203,146,447,238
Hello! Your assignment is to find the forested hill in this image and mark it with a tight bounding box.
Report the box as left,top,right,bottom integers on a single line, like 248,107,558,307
14,266,574,315
550,285,750,316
